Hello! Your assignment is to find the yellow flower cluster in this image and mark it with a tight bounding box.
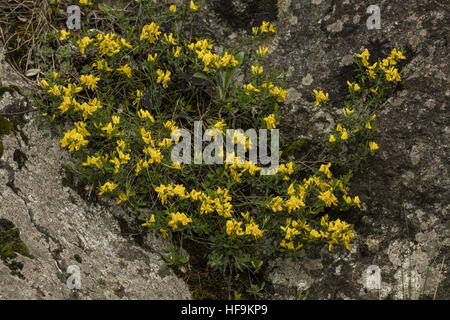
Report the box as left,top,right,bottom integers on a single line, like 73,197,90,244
154,185,235,219
97,33,132,57
187,39,239,72
263,113,277,130
244,82,287,102
80,74,100,91
60,126,89,152
117,64,132,78
156,69,171,88
279,214,356,251
269,164,360,215
313,89,329,106
98,181,118,195
226,156,261,183
168,212,192,230
252,21,276,35
226,218,264,239
140,22,162,43
356,48,406,82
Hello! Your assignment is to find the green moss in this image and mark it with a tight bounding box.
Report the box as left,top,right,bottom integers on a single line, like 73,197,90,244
0,218,34,260
0,116,14,135
0,85,21,97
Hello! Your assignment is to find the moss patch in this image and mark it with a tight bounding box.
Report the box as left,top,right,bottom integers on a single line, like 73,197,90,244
0,116,13,135
0,218,34,260
0,85,22,98
0,116,14,158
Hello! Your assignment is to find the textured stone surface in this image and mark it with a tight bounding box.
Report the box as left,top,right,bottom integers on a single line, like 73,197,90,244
1,0,450,300
201,0,450,299
264,0,450,299
0,121,190,299
0,47,190,300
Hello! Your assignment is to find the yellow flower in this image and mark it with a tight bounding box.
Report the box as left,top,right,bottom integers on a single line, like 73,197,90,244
60,128,89,152
278,162,294,175
137,109,155,122
211,120,226,133
117,64,132,78
346,81,361,92
147,53,158,62
313,89,329,106
92,59,112,71
101,122,115,139
159,228,168,238
77,36,93,54
329,134,336,143
344,107,355,115
319,162,332,179
365,121,373,129
251,65,264,75
341,128,349,140
40,79,49,88
369,141,379,151
215,52,239,68
98,182,118,195
259,21,276,33
384,66,401,82
256,46,269,56
226,219,245,237
97,33,123,56
169,4,177,12
140,127,155,146
110,157,121,173
142,214,156,227
59,29,70,41
190,0,199,11
163,33,178,45
164,120,178,132
112,115,120,125
48,85,61,96
156,69,171,88
76,98,103,120
140,22,161,43
356,48,370,67
116,193,129,205
285,196,305,213
80,74,100,91
133,90,143,106
244,221,264,239
270,196,284,212
82,155,103,169
171,162,182,170
318,190,338,207
263,114,277,130
244,83,260,94
79,0,93,5
143,146,163,164
168,212,192,230
269,86,287,102
353,196,361,208
172,46,182,57
391,48,406,60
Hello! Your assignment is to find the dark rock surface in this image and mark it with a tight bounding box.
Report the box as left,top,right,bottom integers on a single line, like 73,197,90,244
1,0,449,300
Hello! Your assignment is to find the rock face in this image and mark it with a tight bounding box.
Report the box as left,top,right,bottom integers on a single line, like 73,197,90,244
241,0,449,299
0,47,190,300
201,0,450,300
1,0,449,300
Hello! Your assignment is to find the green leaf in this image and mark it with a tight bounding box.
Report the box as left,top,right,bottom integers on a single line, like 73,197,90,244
193,72,214,84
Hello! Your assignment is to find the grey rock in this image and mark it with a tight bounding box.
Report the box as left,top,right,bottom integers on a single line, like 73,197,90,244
0,45,190,299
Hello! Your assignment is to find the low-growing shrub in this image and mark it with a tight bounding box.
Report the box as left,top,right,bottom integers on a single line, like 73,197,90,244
33,0,406,298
